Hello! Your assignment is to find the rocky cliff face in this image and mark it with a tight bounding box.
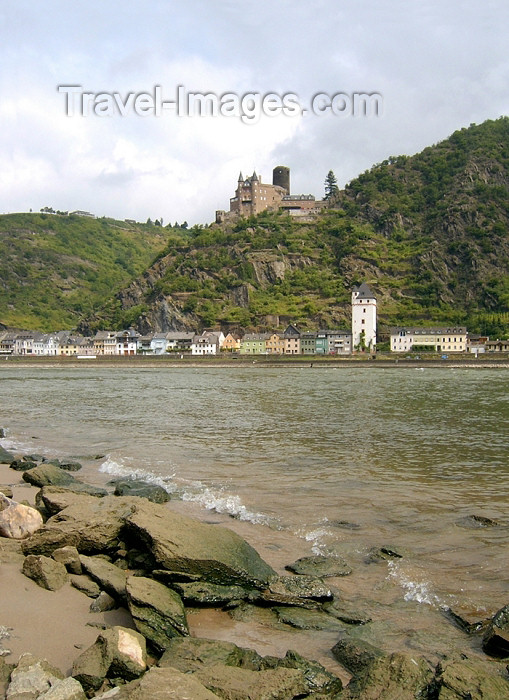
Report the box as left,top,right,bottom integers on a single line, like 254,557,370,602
84,118,509,335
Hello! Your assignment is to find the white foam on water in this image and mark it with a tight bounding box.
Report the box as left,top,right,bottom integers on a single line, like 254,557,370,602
98,456,177,493
387,560,443,607
99,456,278,528
181,485,275,527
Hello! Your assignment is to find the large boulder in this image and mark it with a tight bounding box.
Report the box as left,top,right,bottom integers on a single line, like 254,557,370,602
158,637,264,672
72,626,146,693
126,576,188,651
79,554,127,601
22,464,77,488
433,655,509,698
124,500,276,588
342,651,434,699
37,487,105,516
482,604,509,657
0,494,43,539
193,664,308,700
158,640,343,697
22,554,69,591
93,666,221,699
22,496,139,556
5,652,84,700
36,676,86,699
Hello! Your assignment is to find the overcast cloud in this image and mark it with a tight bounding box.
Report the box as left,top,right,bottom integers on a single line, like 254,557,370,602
0,0,508,224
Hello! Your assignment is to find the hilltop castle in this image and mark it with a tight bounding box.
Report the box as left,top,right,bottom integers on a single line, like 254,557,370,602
216,166,327,223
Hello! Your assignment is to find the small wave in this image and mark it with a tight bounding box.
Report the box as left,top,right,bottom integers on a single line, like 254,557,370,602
99,457,177,493
99,457,278,528
181,486,275,527
387,561,443,607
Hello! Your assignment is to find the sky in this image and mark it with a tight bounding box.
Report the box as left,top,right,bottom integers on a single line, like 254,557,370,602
0,0,508,225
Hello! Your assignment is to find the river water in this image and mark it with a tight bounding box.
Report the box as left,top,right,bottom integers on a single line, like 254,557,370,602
1,364,508,669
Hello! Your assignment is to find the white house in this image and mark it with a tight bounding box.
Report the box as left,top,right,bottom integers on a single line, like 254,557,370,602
390,327,467,353
115,329,140,355
191,331,225,355
352,283,377,351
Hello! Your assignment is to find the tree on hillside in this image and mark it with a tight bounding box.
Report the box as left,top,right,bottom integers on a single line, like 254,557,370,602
324,170,339,200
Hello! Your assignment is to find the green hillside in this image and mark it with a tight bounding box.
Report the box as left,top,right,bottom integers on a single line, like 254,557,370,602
86,118,509,338
2,118,509,337
0,213,169,330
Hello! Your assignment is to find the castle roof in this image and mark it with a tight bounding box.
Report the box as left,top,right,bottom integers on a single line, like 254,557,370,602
353,282,376,300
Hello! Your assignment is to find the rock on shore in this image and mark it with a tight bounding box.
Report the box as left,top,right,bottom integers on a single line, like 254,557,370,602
2,444,509,698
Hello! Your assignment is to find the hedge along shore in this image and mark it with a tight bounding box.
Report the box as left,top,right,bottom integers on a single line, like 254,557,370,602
1,445,509,699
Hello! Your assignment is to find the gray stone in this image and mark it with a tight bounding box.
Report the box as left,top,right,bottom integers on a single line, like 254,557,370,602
72,626,146,693
0,494,44,539
38,676,86,700
90,591,117,612
22,554,69,591
442,606,488,635
158,637,264,672
323,596,373,626
52,545,82,574
70,574,102,598
37,487,103,516
0,445,15,464
456,514,500,529
261,649,343,697
9,459,37,471
194,665,308,700
482,603,509,657
22,496,139,556
169,581,251,606
0,486,13,499
0,657,13,699
365,545,404,563
57,460,83,472
93,666,221,699
275,606,345,631
126,576,188,651
6,652,64,699
331,635,385,676
111,479,171,504
125,499,276,588
286,554,352,577
22,464,77,488
344,651,434,699
434,655,509,698
80,555,127,601
261,575,333,605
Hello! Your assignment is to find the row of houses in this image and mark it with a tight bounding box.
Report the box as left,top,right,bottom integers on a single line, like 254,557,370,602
1,326,507,357
0,326,353,357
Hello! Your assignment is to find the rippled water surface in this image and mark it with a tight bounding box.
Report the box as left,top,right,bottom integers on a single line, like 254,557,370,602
1,364,508,656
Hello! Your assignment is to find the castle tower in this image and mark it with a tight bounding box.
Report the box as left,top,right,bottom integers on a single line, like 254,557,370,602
352,283,377,351
273,166,290,195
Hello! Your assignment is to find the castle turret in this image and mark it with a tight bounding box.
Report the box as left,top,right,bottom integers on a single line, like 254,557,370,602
273,166,290,195
352,283,377,351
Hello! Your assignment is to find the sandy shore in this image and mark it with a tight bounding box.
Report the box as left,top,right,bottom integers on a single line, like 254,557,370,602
0,464,135,676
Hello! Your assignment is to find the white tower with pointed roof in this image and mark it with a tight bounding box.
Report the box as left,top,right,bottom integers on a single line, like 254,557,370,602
352,283,377,351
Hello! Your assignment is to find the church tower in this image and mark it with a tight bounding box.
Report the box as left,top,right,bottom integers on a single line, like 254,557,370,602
352,283,377,351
